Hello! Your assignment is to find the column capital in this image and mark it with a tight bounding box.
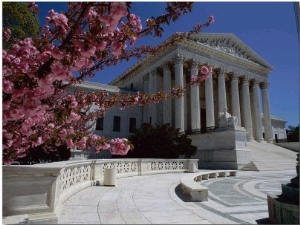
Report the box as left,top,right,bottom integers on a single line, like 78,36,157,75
218,70,227,78
252,79,260,87
242,75,251,83
174,54,184,65
162,63,171,72
143,74,149,81
219,67,229,74
190,59,199,69
231,74,240,81
260,81,269,89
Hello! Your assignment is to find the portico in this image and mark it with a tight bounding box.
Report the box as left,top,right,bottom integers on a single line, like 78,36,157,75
110,33,274,143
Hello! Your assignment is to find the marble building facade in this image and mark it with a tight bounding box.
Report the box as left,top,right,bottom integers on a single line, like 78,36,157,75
73,33,287,145
109,33,287,143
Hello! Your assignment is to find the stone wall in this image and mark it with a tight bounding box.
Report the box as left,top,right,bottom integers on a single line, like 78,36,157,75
190,127,251,170
275,142,299,152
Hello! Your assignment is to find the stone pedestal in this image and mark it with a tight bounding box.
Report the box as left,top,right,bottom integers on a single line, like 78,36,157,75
268,154,299,224
188,159,198,173
189,126,250,170
103,168,116,186
70,150,89,160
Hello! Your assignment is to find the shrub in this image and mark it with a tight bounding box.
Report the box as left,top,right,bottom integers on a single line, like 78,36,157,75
125,123,197,158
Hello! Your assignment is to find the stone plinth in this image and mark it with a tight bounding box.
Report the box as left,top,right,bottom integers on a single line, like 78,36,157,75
189,126,250,169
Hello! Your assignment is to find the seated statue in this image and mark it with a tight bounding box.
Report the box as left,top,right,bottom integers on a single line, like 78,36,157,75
218,107,238,128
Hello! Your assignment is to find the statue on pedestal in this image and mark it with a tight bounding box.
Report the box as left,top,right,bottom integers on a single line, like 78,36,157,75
218,107,238,128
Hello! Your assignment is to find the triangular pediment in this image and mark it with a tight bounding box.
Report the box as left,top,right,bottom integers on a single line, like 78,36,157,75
189,33,273,71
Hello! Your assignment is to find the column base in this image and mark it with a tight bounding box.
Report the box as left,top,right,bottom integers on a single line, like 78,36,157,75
255,138,265,143
247,137,255,142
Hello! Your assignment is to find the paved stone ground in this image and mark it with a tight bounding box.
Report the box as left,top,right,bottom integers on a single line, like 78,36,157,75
57,169,295,224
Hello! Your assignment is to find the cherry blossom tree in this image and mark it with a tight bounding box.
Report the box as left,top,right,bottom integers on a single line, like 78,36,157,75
2,2,214,164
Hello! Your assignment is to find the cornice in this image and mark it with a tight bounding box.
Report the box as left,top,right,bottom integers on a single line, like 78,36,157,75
73,81,120,93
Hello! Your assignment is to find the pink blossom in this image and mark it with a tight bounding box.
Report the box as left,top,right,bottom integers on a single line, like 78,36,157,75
200,66,212,81
110,138,130,156
95,142,111,152
96,41,107,51
70,112,81,121
112,41,123,58
66,139,75,148
78,136,88,149
3,80,14,93
190,75,197,83
59,129,67,139
48,123,55,128
70,101,78,108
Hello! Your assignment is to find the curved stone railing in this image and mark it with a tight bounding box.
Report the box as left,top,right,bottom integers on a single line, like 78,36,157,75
180,170,237,201
3,158,198,224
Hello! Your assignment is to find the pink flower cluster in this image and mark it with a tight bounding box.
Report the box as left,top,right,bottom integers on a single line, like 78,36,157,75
190,65,213,85
2,2,212,164
110,138,131,156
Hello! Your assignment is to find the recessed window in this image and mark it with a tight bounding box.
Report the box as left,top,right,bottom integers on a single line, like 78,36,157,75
96,118,104,130
130,83,133,89
149,117,152,124
129,118,136,133
113,116,121,132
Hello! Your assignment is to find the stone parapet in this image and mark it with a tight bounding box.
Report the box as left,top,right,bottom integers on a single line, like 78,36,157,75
3,158,198,224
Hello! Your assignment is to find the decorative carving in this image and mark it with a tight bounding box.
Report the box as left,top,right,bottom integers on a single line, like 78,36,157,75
242,76,251,83
162,62,172,73
196,37,262,66
174,54,184,65
231,74,240,81
143,74,149,81
150,161,185,171
252,80,260,87
190,59,199,69
260,81,269,89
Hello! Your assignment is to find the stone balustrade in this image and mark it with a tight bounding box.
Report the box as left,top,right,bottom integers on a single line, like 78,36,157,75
3,158,198,224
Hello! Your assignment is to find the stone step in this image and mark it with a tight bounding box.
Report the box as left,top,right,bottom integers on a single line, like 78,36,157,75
246,142,297,171
240,161,259,171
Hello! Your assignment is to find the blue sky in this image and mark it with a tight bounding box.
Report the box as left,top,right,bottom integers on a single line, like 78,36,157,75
37,2,299,127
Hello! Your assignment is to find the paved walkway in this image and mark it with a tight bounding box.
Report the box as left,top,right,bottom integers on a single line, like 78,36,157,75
58,169,295,224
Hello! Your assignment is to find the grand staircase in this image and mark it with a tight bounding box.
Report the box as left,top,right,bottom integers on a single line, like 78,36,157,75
240,141,297,171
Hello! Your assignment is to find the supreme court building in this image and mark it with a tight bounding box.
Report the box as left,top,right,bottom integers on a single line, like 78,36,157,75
74,33,287,146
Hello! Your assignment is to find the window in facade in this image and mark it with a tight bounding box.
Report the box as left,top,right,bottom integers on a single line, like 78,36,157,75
113,116,121,132
130,83,133,89
129,117,136,133
149,117,152,124
96,117,104,130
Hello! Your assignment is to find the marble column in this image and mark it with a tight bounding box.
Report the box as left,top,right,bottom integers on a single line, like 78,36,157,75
142,74,149,123
261,81,273,143
174,55,185,132
218,68,227,113
163,64,172,125
250,87,257,140
252,80,264,142
190,61,201,131
231,74,241,126
148,71,157,125
242,76,254,141
205,68,215,127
